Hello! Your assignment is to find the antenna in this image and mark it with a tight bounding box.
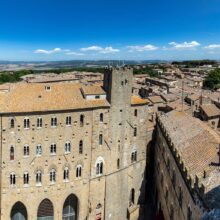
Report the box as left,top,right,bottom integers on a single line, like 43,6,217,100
182,80,184,112
200,87,203,106
218,144,220,165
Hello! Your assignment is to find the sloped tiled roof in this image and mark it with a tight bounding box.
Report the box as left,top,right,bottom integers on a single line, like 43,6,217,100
0,83,110,113
200,104,220,117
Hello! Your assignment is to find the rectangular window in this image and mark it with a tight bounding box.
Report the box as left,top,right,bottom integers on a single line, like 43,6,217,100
50,144,56,155
37,117,43,128
24,118,30,129
66,116,72,126
51,117,57,127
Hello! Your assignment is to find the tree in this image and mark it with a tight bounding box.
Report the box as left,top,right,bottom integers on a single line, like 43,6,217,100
204,69,220,90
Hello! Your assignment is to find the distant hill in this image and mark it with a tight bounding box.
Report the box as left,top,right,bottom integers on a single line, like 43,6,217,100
0,60,168,71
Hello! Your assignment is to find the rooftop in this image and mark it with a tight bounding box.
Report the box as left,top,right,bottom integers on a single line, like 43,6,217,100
0,83,110,114
147,95,164,104
81,85,106,95
200,104,220,117
159,111,220,209
131,96,149,105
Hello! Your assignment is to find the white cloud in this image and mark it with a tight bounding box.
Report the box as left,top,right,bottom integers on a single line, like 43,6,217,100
34,48,64,54
204,44,220,50
80,45,120,54
66,51,85,56
127,44,158,52
168,41,200,50
80,46,102,52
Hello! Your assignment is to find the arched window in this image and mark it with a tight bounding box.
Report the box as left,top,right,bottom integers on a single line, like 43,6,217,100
80,114,84,127
134,109,138,117
65,141,71,154
170,204,174,220
50,143,56,155
167,157,170,171
11,202,27,220
37,199,54,220
129,188,135,206
50,169,56,183
79,140,83,154
134,127,137,137
10,146,14,160
10,118,15,128
10,173,16,185
99,134,103,145
76,165,82,178
64,167,69,181
62,194,78,220
131,150,137,163
117,158,120,169
24,118,30,129
36,170,42,186
23,172,29,185
36,144,42,156
165,187,168,201
24,145,29,157
187,206,192,220
100,113,103,122
178,187,183,207
172,170,176,188
96,161,103,176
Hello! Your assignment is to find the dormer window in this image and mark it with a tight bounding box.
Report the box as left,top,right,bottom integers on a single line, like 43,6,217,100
95,95,100,99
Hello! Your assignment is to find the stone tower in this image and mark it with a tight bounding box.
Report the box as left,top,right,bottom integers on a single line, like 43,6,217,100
103,67,134,219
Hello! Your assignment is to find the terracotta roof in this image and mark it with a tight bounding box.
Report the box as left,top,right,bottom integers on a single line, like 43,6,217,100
147,96,164,104
200,104,220,117
81,85,106,95
159,111,220,209
186,93,200,101
0,83,110,113
131,96,149,105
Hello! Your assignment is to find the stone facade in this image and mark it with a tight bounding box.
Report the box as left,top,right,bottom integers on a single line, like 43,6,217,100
153,111,220,220
0,67,149,220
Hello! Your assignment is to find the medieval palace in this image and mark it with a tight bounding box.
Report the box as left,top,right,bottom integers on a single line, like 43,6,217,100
0,67,220,220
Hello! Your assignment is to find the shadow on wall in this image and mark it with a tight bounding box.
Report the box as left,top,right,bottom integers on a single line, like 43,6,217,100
201,183,220,219
137,127,167,220
137,127,157,220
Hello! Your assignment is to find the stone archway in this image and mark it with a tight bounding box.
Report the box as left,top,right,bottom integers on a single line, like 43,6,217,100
37,199,54,220
11,201,28,220
62,194,78,220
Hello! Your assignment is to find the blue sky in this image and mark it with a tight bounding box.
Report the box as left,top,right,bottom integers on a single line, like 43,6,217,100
0,0,220,61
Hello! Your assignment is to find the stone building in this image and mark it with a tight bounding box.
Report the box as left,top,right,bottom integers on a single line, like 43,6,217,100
154,111,220,220
0,67,149,220
200,104,220,130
